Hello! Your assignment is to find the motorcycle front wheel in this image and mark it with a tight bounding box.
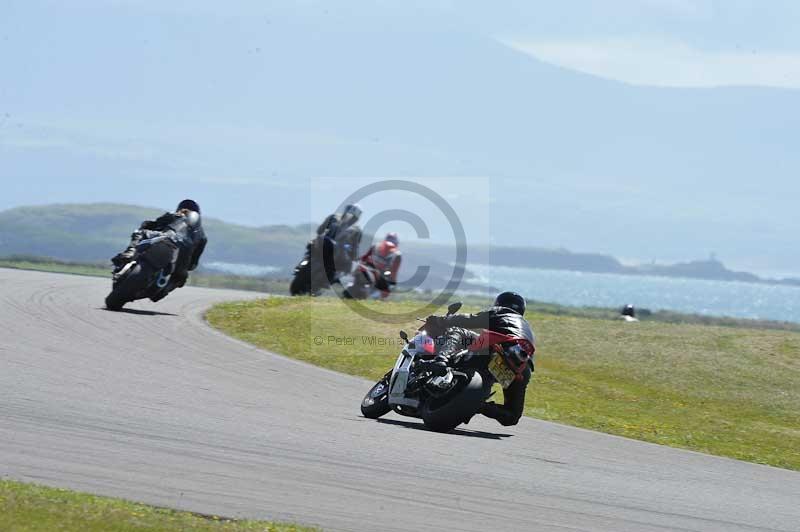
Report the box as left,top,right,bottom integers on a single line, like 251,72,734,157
105,263,150,311
360,378,391,419
290,261,311,296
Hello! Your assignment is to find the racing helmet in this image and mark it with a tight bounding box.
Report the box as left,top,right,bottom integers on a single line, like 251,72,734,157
341,203,362,221
177,199,201,214
494,291,526,316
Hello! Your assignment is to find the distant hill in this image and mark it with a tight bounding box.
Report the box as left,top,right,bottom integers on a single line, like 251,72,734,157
2,203,796,288
3,2,800,274
0,203,312,270
467,245,626,274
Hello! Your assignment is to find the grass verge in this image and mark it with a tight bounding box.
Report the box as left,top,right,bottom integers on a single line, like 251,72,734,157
4,255,800,332
0,479,316,532
207,297,800,471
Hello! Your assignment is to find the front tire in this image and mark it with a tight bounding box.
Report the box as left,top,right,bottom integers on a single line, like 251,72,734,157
105,263,148,310
290,262,311,296
361,378,391,419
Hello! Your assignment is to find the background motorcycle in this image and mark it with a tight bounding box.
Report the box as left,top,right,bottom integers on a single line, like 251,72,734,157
360,302,524,432
343,261,394,300
290,236,352,296
105,235,179,311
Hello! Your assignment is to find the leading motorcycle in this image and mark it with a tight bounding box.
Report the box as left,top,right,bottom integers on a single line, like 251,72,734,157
105,235,180,310
360,302,532,432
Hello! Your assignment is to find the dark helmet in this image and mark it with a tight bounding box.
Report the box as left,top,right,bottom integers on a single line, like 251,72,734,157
494,291,526,315
385,232,399,246
341,203,362,220
177,199,200,214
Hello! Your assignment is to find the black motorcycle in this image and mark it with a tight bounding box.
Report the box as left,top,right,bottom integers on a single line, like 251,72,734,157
290,235,352,296
105,236,180,311
360,303,532,432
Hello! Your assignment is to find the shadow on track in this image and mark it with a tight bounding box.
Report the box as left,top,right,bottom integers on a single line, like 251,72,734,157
98,307,179,317
375,418,513,440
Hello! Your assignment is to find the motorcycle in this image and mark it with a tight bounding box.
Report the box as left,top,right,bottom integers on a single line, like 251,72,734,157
290,236,353,296
105,235,180,311
343,261,394,300
359,302,531,432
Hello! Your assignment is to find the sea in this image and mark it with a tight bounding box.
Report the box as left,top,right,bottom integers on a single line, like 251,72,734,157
467,264,800,324
203,261,281,277
204,260,800,324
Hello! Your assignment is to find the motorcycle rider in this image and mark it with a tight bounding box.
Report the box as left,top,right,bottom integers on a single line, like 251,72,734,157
621,303,639,322
111,199,207,298
358,232,402,298
314,203,363,285
423,292,535,426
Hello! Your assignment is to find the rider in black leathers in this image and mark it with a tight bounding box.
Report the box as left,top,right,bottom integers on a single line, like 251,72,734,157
424,292,535,426
112,199,207,298
314,204,363,284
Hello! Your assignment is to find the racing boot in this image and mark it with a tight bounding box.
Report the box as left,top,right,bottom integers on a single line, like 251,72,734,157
111,231,143,271
111,244,138,273
111,248,135,270
416,356,448,376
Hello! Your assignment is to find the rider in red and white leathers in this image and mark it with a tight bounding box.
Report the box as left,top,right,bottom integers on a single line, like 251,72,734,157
360,232,402,298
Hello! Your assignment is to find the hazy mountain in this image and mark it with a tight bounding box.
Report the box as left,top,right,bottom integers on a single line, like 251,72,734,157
3,204,796,289
0,204,311,269
2,1,798,275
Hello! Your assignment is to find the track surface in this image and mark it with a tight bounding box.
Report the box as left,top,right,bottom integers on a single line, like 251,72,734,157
2,269,799,532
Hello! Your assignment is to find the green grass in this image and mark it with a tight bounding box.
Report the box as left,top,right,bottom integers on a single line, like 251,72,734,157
0,479,316,532
207,297,800,471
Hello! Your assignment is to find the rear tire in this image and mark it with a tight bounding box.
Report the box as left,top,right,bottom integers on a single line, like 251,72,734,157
421,371,489,433
290,262,311,296
105,264,148,311
361,378,391,419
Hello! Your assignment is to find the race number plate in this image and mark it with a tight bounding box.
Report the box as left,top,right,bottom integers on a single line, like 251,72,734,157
488,352,516,389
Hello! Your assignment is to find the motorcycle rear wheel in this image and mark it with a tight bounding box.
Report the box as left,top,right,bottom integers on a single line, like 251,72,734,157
420,371,489,433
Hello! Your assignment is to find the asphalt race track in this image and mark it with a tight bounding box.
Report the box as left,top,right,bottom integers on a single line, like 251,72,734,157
2,269,799,531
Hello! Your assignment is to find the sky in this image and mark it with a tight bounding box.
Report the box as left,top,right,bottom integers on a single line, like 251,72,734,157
1,0,798,276
496,1,800,89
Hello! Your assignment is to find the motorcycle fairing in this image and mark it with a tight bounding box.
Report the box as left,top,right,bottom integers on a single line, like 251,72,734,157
468,329,535,381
